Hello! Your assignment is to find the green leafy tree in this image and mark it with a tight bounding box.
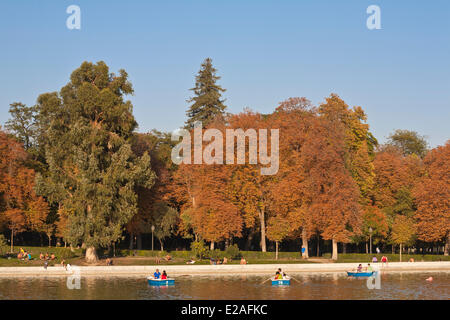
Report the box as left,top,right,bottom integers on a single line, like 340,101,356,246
387,129,428,158
151,201,178,251
5,102,37,151
36,61,155,263
185,58,227,129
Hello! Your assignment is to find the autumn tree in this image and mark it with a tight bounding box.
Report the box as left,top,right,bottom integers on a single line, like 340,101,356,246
413,141,450,255
185,58,227,129
391,215,416,261
0,130,46,252
35,61,155,263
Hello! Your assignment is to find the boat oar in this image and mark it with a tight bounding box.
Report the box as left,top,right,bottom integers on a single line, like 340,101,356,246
289,276,301,284
261,277,273,284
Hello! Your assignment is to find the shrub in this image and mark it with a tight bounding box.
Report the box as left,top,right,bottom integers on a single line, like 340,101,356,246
225,244,241,259
0,235,8,256
191,240,208,259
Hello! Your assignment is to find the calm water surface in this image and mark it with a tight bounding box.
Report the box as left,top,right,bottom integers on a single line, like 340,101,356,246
0,271,448,300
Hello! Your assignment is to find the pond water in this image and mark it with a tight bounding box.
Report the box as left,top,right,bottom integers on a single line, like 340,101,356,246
0,271,448,300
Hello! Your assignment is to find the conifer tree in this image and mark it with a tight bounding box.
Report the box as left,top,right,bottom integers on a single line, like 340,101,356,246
36,61,155,263
185,58,227,129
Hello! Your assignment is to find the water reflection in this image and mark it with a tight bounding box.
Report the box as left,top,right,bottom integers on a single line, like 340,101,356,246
0,272,448,300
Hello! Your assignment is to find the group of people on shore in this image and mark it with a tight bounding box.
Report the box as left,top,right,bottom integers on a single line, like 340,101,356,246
17,248,32,260
371,255,389,266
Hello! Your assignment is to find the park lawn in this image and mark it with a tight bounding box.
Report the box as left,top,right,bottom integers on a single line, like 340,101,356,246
321,253,450,263
1,247,449,266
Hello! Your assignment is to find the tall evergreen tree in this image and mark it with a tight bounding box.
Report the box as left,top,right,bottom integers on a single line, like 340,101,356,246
35,61,155,263
185,58,227,129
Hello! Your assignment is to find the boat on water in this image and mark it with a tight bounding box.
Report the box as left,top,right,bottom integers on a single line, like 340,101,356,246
147,277,175,286
347,271,375,277
271,278,291,286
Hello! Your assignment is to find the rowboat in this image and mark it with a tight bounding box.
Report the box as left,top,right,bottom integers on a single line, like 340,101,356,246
347,271,375,277
271,278,291,286
147,277,175,286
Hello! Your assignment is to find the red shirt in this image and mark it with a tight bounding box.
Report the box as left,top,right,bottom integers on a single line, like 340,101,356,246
161,274,167,280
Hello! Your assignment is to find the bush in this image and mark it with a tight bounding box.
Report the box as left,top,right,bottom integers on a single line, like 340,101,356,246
225,244,241,259
191,240,208,259
0,235,8,256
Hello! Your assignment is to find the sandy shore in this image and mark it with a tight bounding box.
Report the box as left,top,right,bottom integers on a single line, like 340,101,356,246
0,261,449,277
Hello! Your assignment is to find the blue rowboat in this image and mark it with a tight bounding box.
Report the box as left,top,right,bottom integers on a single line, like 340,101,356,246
347,271,374,277
147,277,175,286
271,278,291,286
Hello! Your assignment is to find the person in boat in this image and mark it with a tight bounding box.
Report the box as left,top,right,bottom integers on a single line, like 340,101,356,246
161,271,168,280
274,271,283,280
357,264,363,272
153,269,161,279
367,263,373,273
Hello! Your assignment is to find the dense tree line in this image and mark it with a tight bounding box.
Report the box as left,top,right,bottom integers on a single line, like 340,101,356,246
0,59,448,262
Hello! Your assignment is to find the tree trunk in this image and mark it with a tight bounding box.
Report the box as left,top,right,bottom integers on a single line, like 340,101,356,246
301,229,309,259
444,234,450,256
245,232,254,250
365,242,368,254
137,234,142,250
39,233,44,247
159,239,164,252
316,234,320,257
85,246,98,263
47,233,51,247
399,243,402,262
210,241,215,250
259,209,266,252
392,245,395,254
275,241,279,260
10,230,14,253
332,238,338,261
129,233,134,250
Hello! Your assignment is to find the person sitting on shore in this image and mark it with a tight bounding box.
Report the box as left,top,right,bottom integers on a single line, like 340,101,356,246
20,248,25,256
106,258,113,266
61,260,66,269
372,256,378,263
161,270,168,280
240,257,247,265
222,257,228,264
26,252,32,260
50,253,56,260
409,258,414,263
44,252,49,260
39,253,44,260
165,254,172,261
186,259,196,264
153,269,161,279
381,255,388,266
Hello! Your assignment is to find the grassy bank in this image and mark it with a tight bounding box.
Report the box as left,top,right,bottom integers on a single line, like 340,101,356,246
1,246,449,267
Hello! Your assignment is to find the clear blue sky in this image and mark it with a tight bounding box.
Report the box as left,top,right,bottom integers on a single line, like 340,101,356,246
0,0,449,147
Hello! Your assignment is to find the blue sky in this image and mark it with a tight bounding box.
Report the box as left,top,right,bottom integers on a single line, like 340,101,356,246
0,0,449,147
